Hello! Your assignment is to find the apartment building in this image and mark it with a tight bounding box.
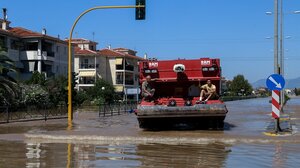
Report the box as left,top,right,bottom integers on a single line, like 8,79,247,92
99,48,143,98
0,10,71,79
71,37,144,99
71,38,106,90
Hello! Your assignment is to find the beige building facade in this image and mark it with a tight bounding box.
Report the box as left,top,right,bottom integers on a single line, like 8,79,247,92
99,48,142,95
71,38,107,90
72,38,143,99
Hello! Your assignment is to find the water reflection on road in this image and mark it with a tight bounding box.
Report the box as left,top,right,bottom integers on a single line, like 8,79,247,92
1,141,300,168
0,97,300,167
0,141,230,168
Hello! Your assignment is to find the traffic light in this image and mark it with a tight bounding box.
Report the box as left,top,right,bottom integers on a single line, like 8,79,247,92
72,72,79,88
136,0,146,20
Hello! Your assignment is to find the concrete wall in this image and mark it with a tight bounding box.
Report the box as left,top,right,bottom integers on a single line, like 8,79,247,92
74,56,79,74
108,58,116,85
54,43,68,76
96,55,107,80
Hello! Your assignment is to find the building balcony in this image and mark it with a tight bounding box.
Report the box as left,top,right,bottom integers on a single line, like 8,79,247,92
77,84,95,88
78,83,95,86
79,63,99,69
20,50,55,61
116,64,134,71
79,77,95,85
8,49,19,61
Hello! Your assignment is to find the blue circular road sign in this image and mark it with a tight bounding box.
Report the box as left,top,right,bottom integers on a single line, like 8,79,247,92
266,74,285,91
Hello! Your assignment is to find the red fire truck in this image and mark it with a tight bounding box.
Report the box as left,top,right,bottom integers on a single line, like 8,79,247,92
136,58,228,129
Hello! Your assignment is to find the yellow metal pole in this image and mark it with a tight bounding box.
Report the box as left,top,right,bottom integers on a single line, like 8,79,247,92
66,143,72,168
68,5,144,127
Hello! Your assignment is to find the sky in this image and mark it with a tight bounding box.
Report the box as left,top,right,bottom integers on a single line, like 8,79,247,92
0,0,300,82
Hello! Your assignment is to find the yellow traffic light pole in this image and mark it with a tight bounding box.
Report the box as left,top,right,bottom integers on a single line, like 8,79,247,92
68,5,144,128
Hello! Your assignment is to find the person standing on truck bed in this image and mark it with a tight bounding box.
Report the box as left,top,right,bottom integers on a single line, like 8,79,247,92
142,75,155,101
199,79,216,101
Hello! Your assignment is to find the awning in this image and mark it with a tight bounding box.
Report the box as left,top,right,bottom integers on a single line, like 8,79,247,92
115,58,123,65
114,85,124,92
78,71,96,77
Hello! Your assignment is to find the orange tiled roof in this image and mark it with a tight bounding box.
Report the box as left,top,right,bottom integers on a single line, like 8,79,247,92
9,27,43,37
98,49,125,57
113,48,137,53
0,28,13,36
66,38,98,44
113,47,130,51
74,47,97,55
8,27,67,44
98,49,144,60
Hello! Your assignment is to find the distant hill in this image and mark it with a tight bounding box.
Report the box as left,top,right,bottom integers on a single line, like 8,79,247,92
252,79,266,88
252,77,300,89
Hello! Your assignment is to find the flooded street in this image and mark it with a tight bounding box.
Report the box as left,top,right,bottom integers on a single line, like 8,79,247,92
1,97,300,167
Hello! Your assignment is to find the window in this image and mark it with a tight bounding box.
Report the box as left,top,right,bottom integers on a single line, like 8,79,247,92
90,45,94,51
84,59,89,68
125,73,134,85
116,72,123,84
79,77,95,84
25,42,38,50
125,59,134,71
0,36,6,49
116,58,123,70
10,40,20,50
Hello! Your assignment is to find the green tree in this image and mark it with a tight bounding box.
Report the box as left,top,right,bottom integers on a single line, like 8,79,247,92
20,84,50,108
295,88,300,96
26,71,46,86
0,46,19,106
74,90,88,106
44,74,88,107
44,75,68,106
229,74,253,96
87,78,119,104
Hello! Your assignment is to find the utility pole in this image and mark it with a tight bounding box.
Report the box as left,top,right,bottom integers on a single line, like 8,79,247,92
274,0,279,74
279,0,285,108
274,0,280,133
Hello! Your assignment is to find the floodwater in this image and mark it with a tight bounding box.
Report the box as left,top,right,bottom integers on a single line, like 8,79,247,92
1,97,300,168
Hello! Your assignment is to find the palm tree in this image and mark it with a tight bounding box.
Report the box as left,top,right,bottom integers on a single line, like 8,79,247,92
0,47,19,106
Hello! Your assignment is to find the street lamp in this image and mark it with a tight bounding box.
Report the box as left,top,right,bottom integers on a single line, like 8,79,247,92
67,4,145,128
